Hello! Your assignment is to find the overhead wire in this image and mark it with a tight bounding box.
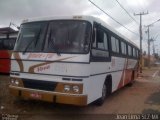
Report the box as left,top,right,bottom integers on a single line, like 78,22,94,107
123,0,136,13
115,0,139,25
88,0,139,36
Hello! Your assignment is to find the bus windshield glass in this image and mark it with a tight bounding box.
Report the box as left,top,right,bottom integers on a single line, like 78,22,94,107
15,20,91,53
15,22,47,52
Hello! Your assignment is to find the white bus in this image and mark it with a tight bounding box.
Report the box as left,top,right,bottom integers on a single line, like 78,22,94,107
9,16,139,106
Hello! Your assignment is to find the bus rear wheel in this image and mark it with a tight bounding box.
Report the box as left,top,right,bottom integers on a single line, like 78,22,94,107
127,71,135,87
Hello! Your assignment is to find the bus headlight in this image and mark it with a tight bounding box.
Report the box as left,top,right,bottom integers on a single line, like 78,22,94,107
73,85,79,93
15,80,19,85
10,79,19,86
64,85,71,92
11,79,15,84
62,84,82,94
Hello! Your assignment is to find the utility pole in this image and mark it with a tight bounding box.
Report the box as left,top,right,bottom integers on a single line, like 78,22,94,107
151,38,156,55
144,18,160,68
134,12,148,73
153,39,155,55
146,25,152,68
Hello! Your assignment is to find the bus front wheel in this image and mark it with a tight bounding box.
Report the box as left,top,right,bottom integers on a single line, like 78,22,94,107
95,83,107,106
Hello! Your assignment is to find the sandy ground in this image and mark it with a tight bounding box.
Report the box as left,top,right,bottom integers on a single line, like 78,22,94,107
0,67,160,120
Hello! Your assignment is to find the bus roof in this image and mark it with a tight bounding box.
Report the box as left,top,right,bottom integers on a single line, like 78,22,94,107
22,15,139,48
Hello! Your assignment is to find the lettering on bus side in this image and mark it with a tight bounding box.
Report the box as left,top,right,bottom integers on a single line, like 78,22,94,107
36,65,50,72
27,53,54,59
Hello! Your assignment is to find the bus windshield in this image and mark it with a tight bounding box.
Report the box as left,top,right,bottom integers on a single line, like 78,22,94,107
15,20,91,53
15,22,47,52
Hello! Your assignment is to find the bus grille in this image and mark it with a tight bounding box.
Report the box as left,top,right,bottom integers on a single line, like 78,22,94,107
22,79,57,91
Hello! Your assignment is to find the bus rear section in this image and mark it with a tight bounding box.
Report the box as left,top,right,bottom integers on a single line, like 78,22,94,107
0,38,16,74
0,50,10,73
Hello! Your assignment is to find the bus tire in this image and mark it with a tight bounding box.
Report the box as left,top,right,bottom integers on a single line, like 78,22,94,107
95,83,107,106
95,76,112,106
127,71,134,87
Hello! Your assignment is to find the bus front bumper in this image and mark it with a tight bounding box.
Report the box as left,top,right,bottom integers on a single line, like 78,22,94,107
9,86,87,106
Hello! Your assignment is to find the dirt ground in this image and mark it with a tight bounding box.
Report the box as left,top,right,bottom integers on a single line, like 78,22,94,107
0,67,160,120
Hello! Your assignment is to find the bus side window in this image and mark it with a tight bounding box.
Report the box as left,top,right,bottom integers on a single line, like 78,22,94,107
0,39,3,50
93,29,108,50
3,39,15,50
96,28,108,50
3,40,8,50
103,33,108,50
97,28,104,49
92,28,97,48
91,26,110,60
133,48,136,58
121,41,127,55
128,45,132,57
111,36,119,53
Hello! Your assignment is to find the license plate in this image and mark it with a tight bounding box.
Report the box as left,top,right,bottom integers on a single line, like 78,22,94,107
30,93,42,99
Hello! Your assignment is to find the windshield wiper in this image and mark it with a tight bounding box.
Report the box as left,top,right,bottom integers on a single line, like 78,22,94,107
48,30,61,56
52,44,61,56
22,28,41,54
